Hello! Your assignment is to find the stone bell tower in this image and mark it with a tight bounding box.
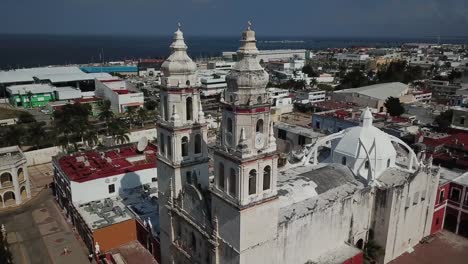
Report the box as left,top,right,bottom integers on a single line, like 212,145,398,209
157,24,210,264
210,22,279,263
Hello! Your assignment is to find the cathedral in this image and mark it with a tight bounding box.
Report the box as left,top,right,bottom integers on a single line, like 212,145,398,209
156,24,440,264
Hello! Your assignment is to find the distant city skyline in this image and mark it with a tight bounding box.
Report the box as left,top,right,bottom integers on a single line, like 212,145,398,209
1,0,468,38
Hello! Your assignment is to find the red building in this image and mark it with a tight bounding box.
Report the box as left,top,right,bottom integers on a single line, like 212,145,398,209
431,169,468,238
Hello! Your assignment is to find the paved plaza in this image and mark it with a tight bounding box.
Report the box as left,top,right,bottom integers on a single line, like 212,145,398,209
392,230,468,264
0,188,91,264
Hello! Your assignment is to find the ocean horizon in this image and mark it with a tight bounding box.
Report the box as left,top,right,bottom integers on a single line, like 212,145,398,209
1,34,467,69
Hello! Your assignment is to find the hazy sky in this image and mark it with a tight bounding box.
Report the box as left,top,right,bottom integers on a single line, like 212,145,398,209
1,0,468,37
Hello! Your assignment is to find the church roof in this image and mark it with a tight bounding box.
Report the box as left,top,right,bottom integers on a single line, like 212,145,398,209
277,163,364,223
333,108,397,159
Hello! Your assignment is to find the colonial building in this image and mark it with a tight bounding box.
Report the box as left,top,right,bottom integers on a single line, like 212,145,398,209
0,146,31,207
157,24,440,264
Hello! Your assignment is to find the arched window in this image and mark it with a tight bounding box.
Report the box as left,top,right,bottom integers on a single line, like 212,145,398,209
229,168,236,196
460,117,465,125
257,96,262,104
256,119,264,133
159,133,165,155
186,80,191,86
342,156,347,165
227,118,233,133
387,159,391,168
230,95,234,103
194,134,202,154
218,163,225,190
167,135,172,158
365,160,370,169
181,137,189,157
248,170,257,195
163,96,169,121
186,97,193,121
263,166,271,191
0,172,13,187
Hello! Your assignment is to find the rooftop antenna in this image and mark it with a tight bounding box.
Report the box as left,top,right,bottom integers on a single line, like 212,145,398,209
137,136,149,153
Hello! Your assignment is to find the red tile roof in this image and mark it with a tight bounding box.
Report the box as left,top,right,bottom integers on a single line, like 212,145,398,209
58,144,157,183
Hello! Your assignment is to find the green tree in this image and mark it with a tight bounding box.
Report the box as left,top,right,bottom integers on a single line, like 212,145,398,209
309,78,318,88
317,83,334,91
98,100,114,135
144,99,157,111
17,112,36,124
364,240,384,263
137,108,148,127
125,106,137,129
384,97,405,117
2,125,24,147
337,68,370,90
53,103,92,152
109,118,130,145
27,121,47,149
26,91,34,108
435,109,453,131
0,229,13,264
302,65,319,77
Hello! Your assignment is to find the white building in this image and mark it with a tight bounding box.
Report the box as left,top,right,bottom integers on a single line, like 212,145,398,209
198,70,228,97
334,53,370,62
295,89,326,104
0,146,31,208
223,49,306,63
267,88,293,115
207,61,235,70
95,78,144,113
157,25,440,264
53,143,157,212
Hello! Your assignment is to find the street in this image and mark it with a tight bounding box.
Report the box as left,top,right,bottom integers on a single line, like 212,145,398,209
0,190,90,264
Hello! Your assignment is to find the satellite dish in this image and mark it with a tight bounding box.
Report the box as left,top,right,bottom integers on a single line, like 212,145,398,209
137,136,149,152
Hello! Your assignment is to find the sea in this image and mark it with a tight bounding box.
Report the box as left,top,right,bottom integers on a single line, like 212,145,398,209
1,34,468,69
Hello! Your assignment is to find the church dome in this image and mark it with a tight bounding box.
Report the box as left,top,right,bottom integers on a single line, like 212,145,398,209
161,27,197,77
332,108,397,180
226,22,269,91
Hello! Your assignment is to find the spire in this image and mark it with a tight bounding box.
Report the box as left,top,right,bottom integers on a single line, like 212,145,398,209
198,97,205,123
170,23,187,51
361,107,373,128
170,105,180,125
238,21,259,56
236,128,250,154
269,122,276,151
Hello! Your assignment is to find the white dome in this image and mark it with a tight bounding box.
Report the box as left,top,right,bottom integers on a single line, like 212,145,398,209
332,108,397,181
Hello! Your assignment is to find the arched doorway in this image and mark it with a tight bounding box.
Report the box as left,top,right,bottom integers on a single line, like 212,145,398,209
356,239,364,249
18,168,25,182
0,172,13,187
20,186,27,200
3,191,16,206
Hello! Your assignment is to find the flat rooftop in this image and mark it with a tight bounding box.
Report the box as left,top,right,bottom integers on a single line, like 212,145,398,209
57,143,157,183
76,182,159,233
275,121,325,139
0,146,25,167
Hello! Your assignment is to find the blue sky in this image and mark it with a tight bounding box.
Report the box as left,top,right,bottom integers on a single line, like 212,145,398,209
1,0,468,37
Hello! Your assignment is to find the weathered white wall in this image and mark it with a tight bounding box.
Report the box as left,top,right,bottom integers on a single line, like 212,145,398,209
128,128,157,143
70,168,156,205
24,146,61,166
273,189,374,264
376,169,439,264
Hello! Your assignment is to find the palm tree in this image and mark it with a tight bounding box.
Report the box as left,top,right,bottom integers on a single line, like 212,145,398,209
98,100,114,135
83,129,99,148
137,108,148,128
125,106,136,129
109,118,130,145
26,91,34,108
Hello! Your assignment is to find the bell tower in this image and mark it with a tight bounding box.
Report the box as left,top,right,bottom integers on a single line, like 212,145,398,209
157,24,210,264
210,22,279,263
